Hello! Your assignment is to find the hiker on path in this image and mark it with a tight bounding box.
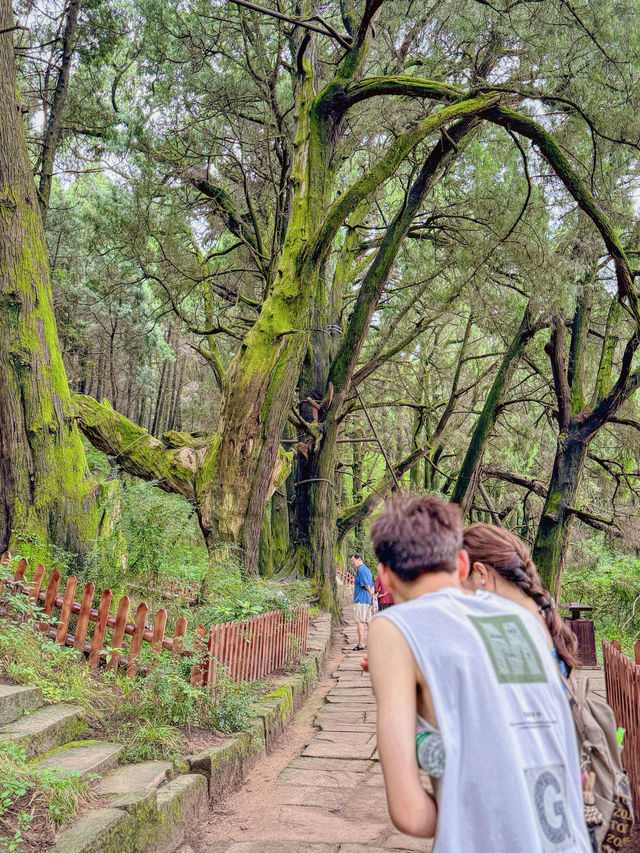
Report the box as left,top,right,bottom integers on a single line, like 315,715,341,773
351,553,375,651
367,495,591,853
374,572,394,610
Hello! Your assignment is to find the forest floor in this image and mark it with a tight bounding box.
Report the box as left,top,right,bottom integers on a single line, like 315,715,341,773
176,600,427,853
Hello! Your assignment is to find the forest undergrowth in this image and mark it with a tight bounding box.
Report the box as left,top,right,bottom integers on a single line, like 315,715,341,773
0,474,316,851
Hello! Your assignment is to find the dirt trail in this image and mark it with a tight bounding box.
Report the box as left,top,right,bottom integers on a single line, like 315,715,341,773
177,603,429,853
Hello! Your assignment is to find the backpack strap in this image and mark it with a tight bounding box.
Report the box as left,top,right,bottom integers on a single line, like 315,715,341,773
562,672,593,749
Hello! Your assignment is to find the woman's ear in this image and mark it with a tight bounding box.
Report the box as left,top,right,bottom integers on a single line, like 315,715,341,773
472,561,492,589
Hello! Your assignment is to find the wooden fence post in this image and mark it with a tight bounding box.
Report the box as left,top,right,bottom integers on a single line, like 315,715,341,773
151,609,168,657
55,576,78,644
172,616,188,657
106,595,130,671
127,602,148,677
1,557,311,688
190,624,207,686
28,564,45,604
89,589,112,668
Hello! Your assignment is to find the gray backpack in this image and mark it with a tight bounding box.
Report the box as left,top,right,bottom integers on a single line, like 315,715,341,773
564,673,633,851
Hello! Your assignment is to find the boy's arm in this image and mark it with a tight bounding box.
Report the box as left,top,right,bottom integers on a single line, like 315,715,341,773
368,616,437,838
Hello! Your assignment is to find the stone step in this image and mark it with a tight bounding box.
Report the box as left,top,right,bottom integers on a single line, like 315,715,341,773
0,684,42,726
94,759,172,795
0,703,86,759
36,741,122,779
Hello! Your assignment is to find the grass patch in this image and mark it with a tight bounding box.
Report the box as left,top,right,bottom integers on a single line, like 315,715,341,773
0,741,90,851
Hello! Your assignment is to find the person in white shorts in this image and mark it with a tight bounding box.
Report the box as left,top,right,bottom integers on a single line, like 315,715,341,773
367,495,591,853
351,553,375,651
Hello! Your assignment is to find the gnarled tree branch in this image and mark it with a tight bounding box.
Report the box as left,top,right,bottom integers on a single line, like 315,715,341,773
72,395,200,501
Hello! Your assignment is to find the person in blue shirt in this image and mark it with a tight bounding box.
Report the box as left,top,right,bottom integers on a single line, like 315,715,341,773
351,553,375,650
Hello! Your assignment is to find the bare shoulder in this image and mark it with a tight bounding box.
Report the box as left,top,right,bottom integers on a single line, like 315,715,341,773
369,616,416,686
369,612,407,649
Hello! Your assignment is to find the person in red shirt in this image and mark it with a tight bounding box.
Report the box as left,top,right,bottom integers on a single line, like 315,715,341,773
374,572,394,610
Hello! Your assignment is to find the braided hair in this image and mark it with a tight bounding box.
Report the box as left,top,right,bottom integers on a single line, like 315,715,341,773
463,523,580,672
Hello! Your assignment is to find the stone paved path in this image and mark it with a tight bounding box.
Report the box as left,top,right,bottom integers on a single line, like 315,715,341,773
180,600,431,853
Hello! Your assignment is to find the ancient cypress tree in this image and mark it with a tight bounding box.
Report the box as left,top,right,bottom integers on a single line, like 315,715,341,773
72,3,503,592
0,0,106,558
69,1,640,602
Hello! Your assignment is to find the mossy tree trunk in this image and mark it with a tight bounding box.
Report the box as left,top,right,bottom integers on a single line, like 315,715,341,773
533,294,640,596
288,209,364,579
452,299,538,514
0,6,104,559
533,429,588,598
351,441,366,553
305,117,485,611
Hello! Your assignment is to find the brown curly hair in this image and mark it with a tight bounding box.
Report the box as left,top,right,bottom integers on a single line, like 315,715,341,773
370,495,462,581
463,523,580,672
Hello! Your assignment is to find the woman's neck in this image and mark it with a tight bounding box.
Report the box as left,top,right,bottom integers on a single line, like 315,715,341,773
494,576,538,615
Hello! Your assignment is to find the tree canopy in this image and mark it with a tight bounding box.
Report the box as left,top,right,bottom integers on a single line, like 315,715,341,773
4,0,640,605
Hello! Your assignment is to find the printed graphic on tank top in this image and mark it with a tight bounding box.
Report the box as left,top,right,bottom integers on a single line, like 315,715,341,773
469,614,547,683
524,763,575,852
470,613,563,734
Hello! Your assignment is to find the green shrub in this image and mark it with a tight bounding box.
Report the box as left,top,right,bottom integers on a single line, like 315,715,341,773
209,672,256,733
82,478,209,594
116,720,183,764
193,553,311,627
7,532,76,578
118,653,214,729
0,618,101,714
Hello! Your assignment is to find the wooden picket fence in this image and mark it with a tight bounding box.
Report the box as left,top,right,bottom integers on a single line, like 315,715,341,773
206,607,310,682
336,567,354,586
602,639,640,812
0,553,310,693
0,551,212,689
127,576,199,603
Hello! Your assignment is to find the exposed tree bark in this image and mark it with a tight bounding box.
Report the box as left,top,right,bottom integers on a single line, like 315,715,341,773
287,209,365,580
72,393,292,587
351,440,366,553
533,428,589,597
0,5,105,559
305,113,486,611
95,340,105,402
168,350,186,431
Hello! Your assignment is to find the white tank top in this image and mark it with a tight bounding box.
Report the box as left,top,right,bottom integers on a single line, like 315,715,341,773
379,587,591,853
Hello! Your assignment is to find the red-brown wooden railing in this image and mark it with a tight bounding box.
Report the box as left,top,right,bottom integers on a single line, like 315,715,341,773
0,553,310,692
336,567,354,586
0,551,211,689
206,607,309,682
602,639,640,813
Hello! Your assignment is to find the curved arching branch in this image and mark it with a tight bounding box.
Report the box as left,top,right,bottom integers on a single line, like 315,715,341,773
332,75,639,323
